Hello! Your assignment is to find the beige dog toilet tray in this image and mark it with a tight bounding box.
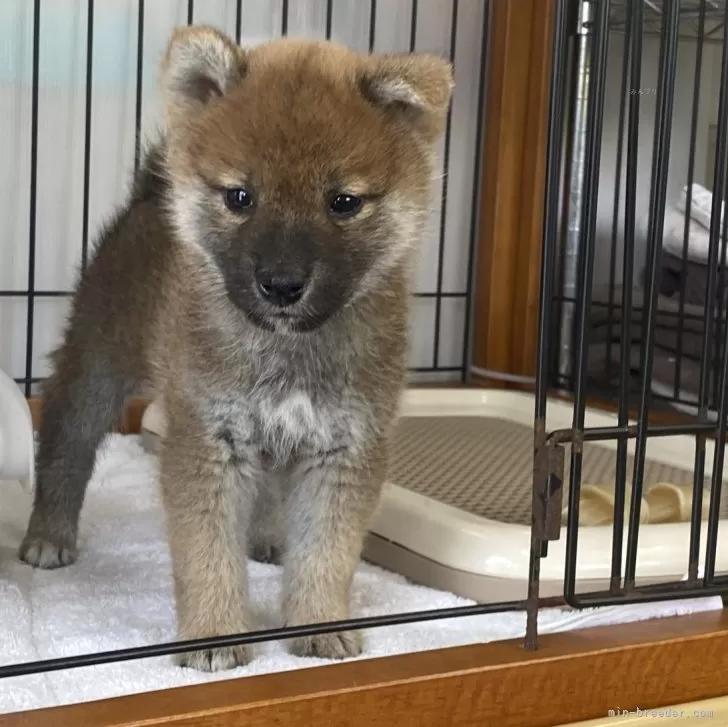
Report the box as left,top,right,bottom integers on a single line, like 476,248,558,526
140,389,728,603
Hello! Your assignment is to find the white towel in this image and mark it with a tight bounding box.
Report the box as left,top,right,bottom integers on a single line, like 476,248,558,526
677,183,725,236
0,434,722,714
660,207,715,264
664,183,727,265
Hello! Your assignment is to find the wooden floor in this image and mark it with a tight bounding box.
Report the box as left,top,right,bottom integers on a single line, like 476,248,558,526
0,611,726,727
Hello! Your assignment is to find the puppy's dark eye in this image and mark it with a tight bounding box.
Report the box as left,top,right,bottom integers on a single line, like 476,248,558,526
224,188,254,212
329,193,363,218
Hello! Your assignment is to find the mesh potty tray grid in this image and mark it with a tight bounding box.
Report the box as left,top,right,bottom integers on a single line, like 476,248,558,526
140,389,728,603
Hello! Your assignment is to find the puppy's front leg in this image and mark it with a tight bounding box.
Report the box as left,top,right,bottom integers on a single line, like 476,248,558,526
160,413,257,671
283,443,386,659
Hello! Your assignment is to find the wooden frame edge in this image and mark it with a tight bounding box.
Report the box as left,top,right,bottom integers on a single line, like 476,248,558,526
471,0,555,384
2,611,726,727
510,0,557,378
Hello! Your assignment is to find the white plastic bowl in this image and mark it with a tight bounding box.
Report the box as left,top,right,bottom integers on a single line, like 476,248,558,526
0,367,35,490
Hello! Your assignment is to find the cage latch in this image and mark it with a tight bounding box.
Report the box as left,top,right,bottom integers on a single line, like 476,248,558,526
533,440,565,551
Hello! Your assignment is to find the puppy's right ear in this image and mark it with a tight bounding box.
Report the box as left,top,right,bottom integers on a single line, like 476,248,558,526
160,25,247,127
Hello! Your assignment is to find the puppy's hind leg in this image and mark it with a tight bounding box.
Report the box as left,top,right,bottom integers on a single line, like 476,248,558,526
19,347,132,569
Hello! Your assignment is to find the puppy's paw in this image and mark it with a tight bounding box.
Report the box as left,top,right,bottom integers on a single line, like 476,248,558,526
175,644,253,671
19,536,77,569
289,630,363,660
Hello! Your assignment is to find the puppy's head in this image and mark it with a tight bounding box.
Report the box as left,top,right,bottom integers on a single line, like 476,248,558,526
160,26,453,333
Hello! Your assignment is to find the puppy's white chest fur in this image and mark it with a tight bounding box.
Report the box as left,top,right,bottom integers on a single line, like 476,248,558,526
257,390,337,457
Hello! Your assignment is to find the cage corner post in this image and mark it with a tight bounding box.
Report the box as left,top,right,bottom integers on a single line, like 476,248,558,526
469,0,557,391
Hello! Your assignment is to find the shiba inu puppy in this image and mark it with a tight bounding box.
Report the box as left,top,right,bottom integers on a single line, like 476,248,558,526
19,26,453,670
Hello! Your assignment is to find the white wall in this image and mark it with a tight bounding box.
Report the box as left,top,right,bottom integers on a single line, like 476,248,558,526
0,0,488,389
592,29,722,288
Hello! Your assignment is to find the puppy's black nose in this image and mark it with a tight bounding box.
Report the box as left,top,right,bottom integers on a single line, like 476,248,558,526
256,270,307,307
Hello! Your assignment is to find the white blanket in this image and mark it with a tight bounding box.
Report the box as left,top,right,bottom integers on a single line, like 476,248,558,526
661,183,726,265
0,434,722,714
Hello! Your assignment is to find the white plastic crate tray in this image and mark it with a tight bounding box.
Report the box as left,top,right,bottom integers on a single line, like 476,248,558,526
140,388,728,603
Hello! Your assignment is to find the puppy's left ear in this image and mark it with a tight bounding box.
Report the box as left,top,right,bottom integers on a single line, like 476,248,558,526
160,25,247,128
360,53,454,140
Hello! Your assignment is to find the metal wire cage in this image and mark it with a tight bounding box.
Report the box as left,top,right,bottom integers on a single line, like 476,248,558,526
1,0,727,699
532,0,728,639
555,0,728,415
0,0,487,396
